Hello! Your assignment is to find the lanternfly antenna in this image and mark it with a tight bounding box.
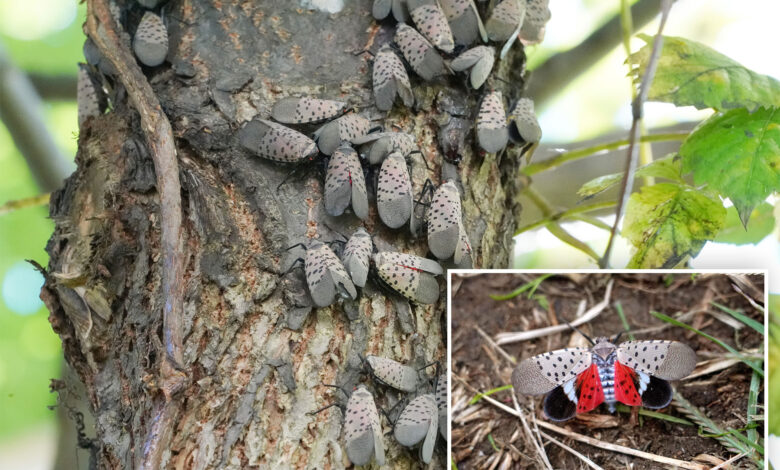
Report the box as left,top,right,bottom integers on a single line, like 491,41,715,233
564,321,595,346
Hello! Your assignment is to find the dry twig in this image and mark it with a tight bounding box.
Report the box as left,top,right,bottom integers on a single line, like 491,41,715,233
495,279,613,345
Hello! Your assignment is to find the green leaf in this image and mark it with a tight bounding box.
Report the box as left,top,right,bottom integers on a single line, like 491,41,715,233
630,35,780,111
713,202,775,245
577,154,683,198
623,183,726,268
680,106,780,225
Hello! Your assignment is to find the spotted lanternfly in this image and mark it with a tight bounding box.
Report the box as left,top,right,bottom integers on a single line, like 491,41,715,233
512,336,697,422
508,97,542,144
343,385,386,466
373,251,443,304
476,91,508,153
450,45,495,89
373,45,414,112
239,119,318,163
324,144,369,220
394,393,439,464
352,131,416,165
440,0,487,46
427,181,463,260
341,228,373,287
373,0,410,22
133,11,168,67
77,64,107,126
520,0,551,45
364,355,419,392
288,241,357,308
434,372,447,439
377,152,413,229
485,0,524,42
314,113,371,156
407,0,455,53
394,24,447,81
271,97,347,125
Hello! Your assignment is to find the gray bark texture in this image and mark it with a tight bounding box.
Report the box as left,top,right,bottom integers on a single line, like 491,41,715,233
42,1,526,468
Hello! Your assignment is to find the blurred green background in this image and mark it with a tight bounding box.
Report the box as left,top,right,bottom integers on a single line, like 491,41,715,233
0,1,777,468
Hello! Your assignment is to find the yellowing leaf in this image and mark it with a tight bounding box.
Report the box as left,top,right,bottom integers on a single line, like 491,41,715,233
623,183,726,268
680,106,780,225
630,35,780,111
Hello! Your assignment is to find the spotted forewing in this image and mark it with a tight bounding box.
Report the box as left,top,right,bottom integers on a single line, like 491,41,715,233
341,228,373,287
365,355,418,392
304,242,357,307
344,385,385,466
393,393,438,464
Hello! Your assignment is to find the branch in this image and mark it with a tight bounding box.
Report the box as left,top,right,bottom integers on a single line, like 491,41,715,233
600,0,673,268
85,0,185,466
526,0,661,107
522,132,687,175
29,73,78,101
0,193,50,216
0,43,74,191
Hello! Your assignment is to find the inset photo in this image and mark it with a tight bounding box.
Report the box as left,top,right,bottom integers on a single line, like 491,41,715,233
450,271,766,469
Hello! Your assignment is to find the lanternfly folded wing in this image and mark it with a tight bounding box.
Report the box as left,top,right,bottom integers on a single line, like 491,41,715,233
373,45,414,112
476,91,508,153
428,181,462,260
239,119,318,163
353,131,416,165
407,0,455,53
508,98,542,144
520,0,551,44
324,145,368,219
373,0,393,19
393,394,438,463
373,251,442,304
314,113,371,156
377,153,413,228
304,242,357,307
344,386,385,466
453,222,474,268
440,0,486,46
342,228,373,287
271,97,346,124
435,372,448,438
486,0,525,42
365,355,418,392
451,45,495,89
394,24,447,81
133,12,168,67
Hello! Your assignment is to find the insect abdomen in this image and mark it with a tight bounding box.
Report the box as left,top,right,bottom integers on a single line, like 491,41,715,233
594,352,617,411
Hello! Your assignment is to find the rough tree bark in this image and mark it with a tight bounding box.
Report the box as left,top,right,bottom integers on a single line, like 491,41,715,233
42,2,526,468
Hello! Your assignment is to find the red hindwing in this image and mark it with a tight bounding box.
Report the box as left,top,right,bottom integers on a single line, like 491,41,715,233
575,364,604,414
614,361,642,406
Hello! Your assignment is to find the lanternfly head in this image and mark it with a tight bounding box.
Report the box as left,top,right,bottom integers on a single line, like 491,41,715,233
591,338,616,360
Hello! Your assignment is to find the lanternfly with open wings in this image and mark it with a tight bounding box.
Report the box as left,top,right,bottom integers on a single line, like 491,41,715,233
512,335,697,421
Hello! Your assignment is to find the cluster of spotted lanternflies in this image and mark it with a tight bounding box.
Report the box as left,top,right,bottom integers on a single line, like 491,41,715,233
76,0,548,466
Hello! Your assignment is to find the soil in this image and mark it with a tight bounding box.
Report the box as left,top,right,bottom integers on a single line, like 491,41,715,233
450,272,765,470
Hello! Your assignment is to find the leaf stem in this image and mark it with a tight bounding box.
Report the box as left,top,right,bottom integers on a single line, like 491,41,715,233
600,0,674,268
514,200,616,236
522,132,687,176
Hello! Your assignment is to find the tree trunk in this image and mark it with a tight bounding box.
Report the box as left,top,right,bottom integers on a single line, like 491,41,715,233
42,2,526,468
